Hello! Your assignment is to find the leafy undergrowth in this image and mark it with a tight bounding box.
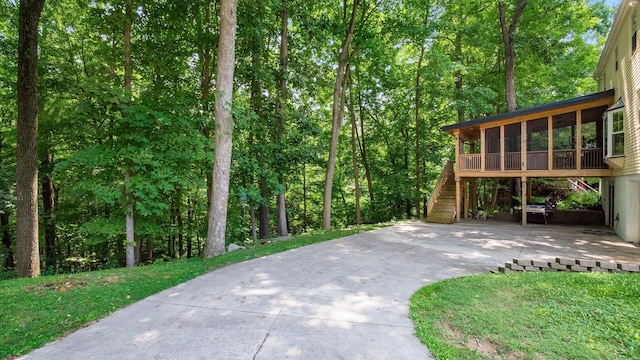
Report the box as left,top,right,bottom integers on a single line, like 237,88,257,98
410,272,640,359
0,223,389,359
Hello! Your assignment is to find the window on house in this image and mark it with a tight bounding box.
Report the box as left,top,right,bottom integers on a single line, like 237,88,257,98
605,107,625,158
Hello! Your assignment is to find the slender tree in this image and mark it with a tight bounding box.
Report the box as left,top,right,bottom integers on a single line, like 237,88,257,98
276,0,289,236
499,0,528,112
415,45,425,219
124,0,135,267
16,0,46,278
355,73,374,218
248,4,269,240
322,0,360,230
41,151,56,268
348,71,361,225
204,0,237,257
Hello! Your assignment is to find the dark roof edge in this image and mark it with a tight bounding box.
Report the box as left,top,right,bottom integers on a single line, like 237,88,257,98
441,89,615,133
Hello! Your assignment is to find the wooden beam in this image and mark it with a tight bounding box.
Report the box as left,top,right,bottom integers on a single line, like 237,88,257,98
470,179,477,217
454,168,614,178
521,176,528,226
462,181,468,219
548,115,553,171
455,180,461,222
455,132,460,173
521,121,527,171
576,110,582,171
500,125,505,171
480,128,486,172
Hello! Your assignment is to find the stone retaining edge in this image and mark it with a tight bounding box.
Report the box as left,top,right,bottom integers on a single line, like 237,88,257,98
494,257,640,274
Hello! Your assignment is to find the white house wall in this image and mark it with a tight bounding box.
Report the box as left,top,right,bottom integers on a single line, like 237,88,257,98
604,175,640,242
596,2,640,243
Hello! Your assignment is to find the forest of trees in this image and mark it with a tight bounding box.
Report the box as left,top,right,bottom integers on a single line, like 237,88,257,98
0,0,615,277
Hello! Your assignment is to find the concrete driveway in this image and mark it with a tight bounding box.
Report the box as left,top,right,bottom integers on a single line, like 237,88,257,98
23,221,640,360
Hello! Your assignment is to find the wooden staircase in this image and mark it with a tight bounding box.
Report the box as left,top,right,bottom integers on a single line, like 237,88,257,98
425,161,457,224
567,178,598,193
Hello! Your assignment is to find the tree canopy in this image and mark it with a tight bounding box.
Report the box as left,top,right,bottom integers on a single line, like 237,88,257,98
0,0,614,276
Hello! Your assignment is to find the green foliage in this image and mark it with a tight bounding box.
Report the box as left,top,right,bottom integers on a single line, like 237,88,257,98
0,223,389,358
557,191,601,210
529,195,546,205
0,0,612,269
411,272,640,359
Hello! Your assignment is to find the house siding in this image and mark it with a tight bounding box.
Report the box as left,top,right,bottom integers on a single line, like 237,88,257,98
604,175,640,243
597,7,640,177
596,3,640,242
616,55,640,177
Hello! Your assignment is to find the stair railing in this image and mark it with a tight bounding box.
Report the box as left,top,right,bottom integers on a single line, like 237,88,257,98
568,178,598,193
426,160,454,217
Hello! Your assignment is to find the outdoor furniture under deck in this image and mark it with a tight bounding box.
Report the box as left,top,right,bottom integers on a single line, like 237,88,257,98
513,204,548,224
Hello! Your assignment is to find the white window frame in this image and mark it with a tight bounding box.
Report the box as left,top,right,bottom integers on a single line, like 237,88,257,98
605,108,625,158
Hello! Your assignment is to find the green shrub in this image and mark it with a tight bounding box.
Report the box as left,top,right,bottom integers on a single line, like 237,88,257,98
557,191,600,210
0,267,16,280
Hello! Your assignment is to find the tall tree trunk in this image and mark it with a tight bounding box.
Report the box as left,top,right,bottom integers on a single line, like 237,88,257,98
246,113,258,242
355,84,374,218
349,107,361,225
16,0,45,278
258,181,269,239
454,31,465,123
168,212,174,257
348,73,361,225
249,206,257,242
125,170,135,267
402,127,411,218
499,0,528,112
322,0,360,230
146,239,153,262
415,44,425,219
177,206,184,258
353,61,374,218
499,0,527,209
303,163,308,230
276,0,289,237
124,0,135,268
187,196,193,258
276,193,287,236
42,152,56,269
489,181,500,212
174,187,184,257
250,26,269,240
204,0,237,258
134,233,141,265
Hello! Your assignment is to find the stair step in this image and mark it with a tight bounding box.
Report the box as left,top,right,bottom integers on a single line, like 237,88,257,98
426,218,455,224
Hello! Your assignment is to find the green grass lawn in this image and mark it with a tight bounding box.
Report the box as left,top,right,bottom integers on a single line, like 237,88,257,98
0,224,388,359
410,272,640,360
